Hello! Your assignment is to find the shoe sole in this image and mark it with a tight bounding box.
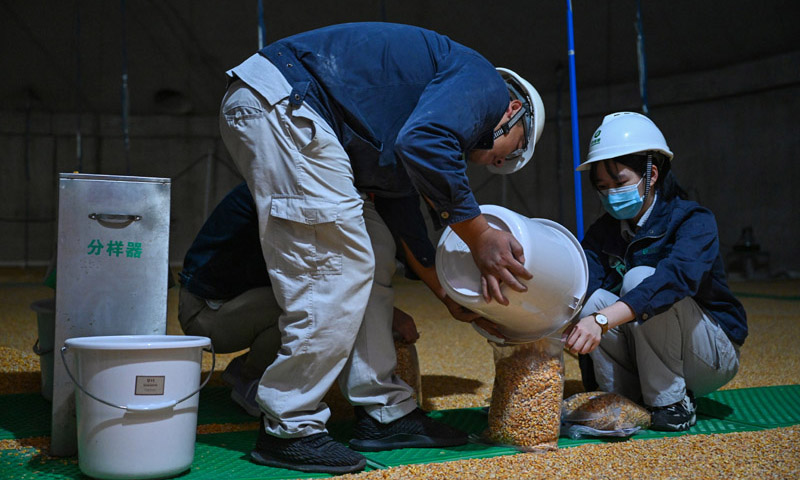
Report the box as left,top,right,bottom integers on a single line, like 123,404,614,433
349,433,468,452
250,450,366,474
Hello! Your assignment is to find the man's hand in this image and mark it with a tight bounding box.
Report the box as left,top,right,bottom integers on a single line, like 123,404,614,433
443,295,481,323
470,227,532,305
392,307,420,344
443,296,506,341
450,214,532,305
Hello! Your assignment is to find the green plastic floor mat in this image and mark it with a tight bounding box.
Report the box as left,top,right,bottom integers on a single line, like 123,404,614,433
0,393,50,440
698,385,800,427
1,385,798,479
0,386,256,441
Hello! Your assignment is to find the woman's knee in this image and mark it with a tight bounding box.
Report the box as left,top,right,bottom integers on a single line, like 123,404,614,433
620,266,656,295
579,288,618,317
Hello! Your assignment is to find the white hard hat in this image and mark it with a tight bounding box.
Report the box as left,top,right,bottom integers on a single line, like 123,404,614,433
487,68,546,175
576,112,673,171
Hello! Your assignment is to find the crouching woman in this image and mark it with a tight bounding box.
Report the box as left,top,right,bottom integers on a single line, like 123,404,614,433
563,112,747,431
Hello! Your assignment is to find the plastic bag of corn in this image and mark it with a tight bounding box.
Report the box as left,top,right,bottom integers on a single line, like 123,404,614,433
561,391,651,438
485,336,564,451
394,339,422,406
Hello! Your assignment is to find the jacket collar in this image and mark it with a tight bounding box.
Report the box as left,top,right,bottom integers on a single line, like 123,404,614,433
600,193,675,258
636,193,674,240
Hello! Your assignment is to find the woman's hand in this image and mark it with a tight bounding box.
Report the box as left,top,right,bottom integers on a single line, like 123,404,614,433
562,302,636,354
562,315,603,355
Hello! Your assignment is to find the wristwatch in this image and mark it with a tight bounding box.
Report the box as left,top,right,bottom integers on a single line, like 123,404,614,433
592,313,609,335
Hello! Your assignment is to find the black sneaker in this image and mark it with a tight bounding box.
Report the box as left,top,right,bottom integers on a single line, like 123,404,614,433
349,407,468,452
251,416,366,474
650,393,697,431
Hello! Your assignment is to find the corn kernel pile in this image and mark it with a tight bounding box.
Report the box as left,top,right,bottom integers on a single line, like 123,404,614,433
486,338,563,451
339,426,800,480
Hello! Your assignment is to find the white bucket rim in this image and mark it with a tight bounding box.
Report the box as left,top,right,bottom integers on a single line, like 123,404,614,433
64,335,211,351
529,216,590,306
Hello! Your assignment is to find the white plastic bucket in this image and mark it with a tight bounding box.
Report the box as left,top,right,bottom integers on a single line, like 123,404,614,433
436,205,588,343
61,335,213,480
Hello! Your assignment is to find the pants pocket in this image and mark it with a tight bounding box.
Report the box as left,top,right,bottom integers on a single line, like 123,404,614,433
689,316,723,370
267,196,343,275
285,105,317,152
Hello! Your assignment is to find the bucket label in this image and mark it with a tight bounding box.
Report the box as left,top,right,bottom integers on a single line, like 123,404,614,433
135,376,165,395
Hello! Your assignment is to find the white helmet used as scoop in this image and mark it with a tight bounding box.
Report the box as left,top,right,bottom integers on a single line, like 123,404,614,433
486,68,546,175
577,112,673,171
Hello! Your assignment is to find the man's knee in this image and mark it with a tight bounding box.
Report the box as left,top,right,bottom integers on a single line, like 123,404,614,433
177,288,206,330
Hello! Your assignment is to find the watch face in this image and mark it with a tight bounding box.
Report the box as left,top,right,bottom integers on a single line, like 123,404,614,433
595,314,608,325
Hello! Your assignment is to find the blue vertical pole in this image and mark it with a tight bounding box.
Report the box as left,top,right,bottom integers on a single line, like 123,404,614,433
635,0,650,115
566,0,584,240
257,0,266,48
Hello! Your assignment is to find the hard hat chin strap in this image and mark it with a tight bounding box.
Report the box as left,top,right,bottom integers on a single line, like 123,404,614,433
644,153,653,198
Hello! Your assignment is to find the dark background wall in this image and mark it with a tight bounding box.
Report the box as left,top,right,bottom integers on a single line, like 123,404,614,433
1,1,798,277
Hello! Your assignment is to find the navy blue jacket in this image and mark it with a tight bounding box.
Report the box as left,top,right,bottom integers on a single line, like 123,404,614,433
256,22,508,226
179,183,268,300
180,183,436,300
582,195,748,345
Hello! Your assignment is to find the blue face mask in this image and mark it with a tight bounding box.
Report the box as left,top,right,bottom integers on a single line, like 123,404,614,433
599,179,644,220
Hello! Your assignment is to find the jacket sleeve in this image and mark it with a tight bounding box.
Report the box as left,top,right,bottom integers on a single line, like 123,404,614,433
394,54,507,226
620,206,720,321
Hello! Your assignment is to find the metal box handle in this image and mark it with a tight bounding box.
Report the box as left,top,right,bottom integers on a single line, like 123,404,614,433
88,213,142,229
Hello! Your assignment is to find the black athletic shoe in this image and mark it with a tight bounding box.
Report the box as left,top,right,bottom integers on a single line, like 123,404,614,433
650,393,697,431
250,416,366,474
349,406,468,452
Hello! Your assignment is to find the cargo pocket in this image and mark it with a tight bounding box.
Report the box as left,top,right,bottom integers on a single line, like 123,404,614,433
285,104,317,152
267,196,343,275
689,316,723,371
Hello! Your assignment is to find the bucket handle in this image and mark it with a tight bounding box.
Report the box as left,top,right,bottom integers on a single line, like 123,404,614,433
60,343,215,413
33,338,53,356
